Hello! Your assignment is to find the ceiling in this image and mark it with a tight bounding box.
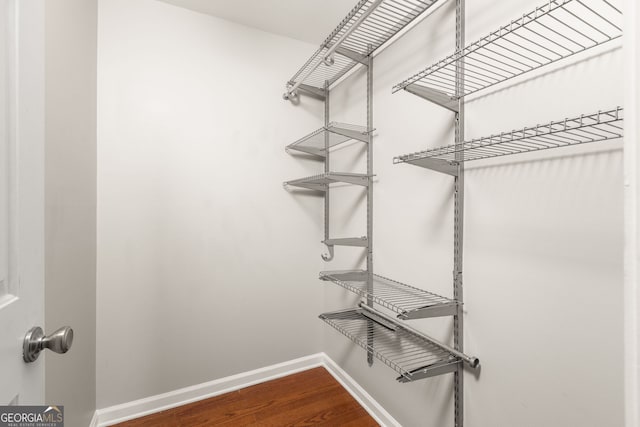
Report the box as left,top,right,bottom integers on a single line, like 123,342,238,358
157,0,355,45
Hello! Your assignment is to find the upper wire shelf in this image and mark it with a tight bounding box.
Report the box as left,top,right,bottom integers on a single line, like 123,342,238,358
320,270,458,319
283,172,371,191
284,0,443,97
320,308,461,382
393,0,622,110
394,107,623,172
286,123,369,158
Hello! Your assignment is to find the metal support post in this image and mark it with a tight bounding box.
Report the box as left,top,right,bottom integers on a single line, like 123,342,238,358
454,0,465,426
366,47,374,366
323,81,332,261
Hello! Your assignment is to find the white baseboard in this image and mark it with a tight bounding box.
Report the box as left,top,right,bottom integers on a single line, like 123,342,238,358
322,355,401,427
93,352,399,427
89,411,98,427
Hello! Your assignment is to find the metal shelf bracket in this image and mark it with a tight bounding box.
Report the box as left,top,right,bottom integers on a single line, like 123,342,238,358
334,46,368,65
395,156,459,176
404,84,459,112
322,237,368,247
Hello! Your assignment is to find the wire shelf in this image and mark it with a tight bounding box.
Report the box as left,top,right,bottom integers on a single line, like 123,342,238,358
320,308,460,382
393,0,622,108
394,107,623,170
320,270,458,319
286,123,369,158
287,0,443,92
283,172,371,191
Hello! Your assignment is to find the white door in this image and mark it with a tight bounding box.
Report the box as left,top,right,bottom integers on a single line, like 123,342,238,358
0,0,45,405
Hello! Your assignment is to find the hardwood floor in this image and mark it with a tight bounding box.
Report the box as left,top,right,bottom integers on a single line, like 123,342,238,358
113,367,379,426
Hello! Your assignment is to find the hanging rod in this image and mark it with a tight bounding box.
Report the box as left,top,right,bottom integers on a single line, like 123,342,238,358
320,308,461,382
283,0,445,99
394,107,623,170
359,304,480,368
393,0,622,108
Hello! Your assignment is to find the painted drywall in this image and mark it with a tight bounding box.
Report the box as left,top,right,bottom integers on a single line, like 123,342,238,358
322,0,624,426
44,1,98,426
157,0,355,45
95,0,625,424
623,0,640,425
96,0,325,408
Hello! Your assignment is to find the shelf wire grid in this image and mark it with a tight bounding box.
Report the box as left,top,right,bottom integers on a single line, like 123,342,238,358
320,308,460,382
286,123,369,157
283,172,371,191
394,107,623,165
393,0,622,100
320,270,458,319
288,0,442,90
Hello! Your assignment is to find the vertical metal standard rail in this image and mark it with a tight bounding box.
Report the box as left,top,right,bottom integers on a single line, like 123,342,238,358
453,0,465,426
366,46,374,366
324,81,331,258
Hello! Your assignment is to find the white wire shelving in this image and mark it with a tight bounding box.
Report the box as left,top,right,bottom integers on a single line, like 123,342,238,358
320,270,458,319
284,0,444,99
393,0,622,110
394,107,623,173
286,123,369,158
283,172,370,191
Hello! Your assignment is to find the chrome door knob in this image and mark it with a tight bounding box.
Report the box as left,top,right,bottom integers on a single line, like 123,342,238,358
23,326,74,363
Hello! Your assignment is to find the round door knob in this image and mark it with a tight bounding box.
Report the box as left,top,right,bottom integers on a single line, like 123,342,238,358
23,326,74,363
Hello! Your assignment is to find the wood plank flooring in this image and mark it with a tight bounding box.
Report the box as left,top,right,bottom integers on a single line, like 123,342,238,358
113,367,379,426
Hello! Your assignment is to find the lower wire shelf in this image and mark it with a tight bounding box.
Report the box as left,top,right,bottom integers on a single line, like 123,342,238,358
320,308,461,383
320,270,458,320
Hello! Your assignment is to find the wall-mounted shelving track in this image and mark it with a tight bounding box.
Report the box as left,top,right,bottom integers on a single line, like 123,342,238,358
283,0,481,426
393,0,622,110
394,107,624,172
389,0,623,426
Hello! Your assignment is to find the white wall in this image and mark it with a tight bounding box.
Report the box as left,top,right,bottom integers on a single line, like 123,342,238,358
96,0,327,408
45,1,98,426
323,1,624,426
96,0,625,424
624,0,640,425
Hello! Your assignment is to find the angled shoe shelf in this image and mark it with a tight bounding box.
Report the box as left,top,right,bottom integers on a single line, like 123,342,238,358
393,0,622,110
320,306,478,383
282,0,486,422
320,270,458,319
394,107,623,173
286,123,369,158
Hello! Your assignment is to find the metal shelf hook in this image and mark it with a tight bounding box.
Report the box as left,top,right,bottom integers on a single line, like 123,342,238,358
321,242,335,261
